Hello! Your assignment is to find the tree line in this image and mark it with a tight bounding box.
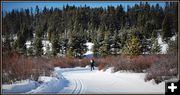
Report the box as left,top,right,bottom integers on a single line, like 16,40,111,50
2,2,178,58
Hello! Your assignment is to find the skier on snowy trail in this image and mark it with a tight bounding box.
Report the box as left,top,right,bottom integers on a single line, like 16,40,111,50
90,59,95,71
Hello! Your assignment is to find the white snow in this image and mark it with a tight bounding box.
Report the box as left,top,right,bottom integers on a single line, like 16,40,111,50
25,41,32,49
158,34,168,54
59,67,165,94
38,76,54,83
85,65,90,68
2,80,39,93
157,34,177,54
170,35,177,41
25,40,52,55
27,77,65,94
2,67,165,94
42,40,52,54
85,42,94,50
84,51,93,55
84,42,94,58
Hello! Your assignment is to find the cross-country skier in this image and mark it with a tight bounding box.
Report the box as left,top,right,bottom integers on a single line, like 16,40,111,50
90,59,95,71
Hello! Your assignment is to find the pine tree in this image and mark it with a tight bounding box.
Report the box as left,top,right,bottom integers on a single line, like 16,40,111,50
47,27,53,42
3,33,12,54
46,44,51,57
67,26,87,58
52,32,60,56
144,22,155,39
99,30,111,57
150,38,160,54
27,46,34,56
2,3,178,58
162,15,172,42
140,36,152,54
73,30,87,58
67,31,74,57
93,39,100,57
16,24,28,54
111,31,119,55
27,41,34,56
59,38,68,55
67,47,74,57
168,36,177,52
96,27,104,43
118,28,128,54
34,37,43,56
123,32,141,58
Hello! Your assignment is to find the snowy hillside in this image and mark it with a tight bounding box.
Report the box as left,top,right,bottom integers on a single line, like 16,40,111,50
2,67,165,94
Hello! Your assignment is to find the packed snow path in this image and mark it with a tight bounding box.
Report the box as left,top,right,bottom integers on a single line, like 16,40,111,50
3,67,165,94
44,67,164,94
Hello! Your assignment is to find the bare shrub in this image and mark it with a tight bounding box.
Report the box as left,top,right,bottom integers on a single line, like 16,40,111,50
145,51,178,84
97,55,160,73
2,52,93,84
51,57,90,68
130,55,158,72
51,57,70,68
113,55,131,72
95,57,109,70
76,58,90,67
2,51,54,83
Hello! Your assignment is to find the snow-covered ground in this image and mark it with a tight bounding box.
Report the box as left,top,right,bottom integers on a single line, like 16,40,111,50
2,67,165,94
2,80,39,93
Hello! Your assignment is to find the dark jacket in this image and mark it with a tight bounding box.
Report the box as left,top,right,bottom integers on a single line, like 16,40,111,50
90,60,95,67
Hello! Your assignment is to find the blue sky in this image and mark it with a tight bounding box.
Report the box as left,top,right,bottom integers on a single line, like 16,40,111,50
2,1,166,13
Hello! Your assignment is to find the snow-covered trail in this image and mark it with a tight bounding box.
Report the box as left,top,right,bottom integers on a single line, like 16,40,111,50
3,67,165,94
57,67,165,94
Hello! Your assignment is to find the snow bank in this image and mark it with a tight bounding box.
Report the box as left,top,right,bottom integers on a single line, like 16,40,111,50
38,76,54,83
85,65,90,68
27,77,65,93
27,67,66,93
2,67,66,94
2,80,39,93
